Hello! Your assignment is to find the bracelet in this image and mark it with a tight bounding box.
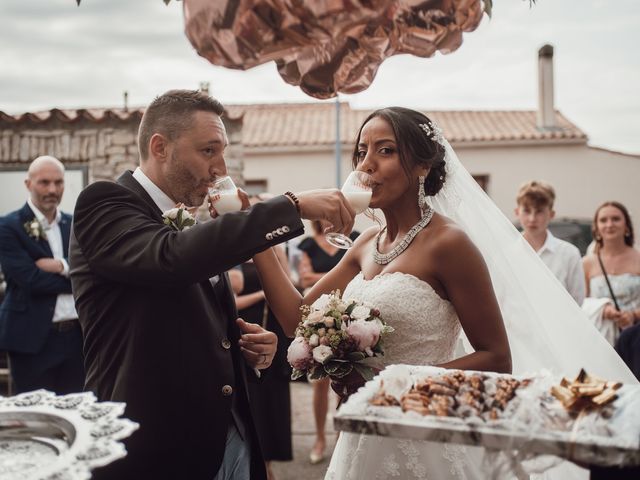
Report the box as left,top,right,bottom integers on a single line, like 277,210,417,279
284,191,300,215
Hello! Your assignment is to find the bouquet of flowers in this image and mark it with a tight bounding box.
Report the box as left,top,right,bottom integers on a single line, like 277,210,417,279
287,290,394,399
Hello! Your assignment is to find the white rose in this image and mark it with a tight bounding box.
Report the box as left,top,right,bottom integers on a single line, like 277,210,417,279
309,333,320,347
304,310,324,326
311,294,331,311
350,305,371,321
312,345,333,364
323,317,335,328
163,207,181,220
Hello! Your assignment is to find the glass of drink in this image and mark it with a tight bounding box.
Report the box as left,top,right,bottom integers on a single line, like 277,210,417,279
326,171,373,249
209,176,242,214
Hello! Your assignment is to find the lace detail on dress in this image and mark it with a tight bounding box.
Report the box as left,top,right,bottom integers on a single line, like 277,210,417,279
443,444,467,479
343,272,462,366
398,440,428,479
325,273,470,480
377,453,401,478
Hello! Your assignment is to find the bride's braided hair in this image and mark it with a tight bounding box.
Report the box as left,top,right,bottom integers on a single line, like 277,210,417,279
351,107,446,196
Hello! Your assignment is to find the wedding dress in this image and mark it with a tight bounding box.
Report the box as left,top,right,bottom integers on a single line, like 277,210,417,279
325,138,637,479
326,272,485,479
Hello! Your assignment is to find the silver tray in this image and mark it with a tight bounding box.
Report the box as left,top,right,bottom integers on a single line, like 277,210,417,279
334,365,640,468
0,390,138,480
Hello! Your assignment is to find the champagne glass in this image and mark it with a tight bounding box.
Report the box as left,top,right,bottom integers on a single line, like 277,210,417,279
209,176,242,214
326,171,373,249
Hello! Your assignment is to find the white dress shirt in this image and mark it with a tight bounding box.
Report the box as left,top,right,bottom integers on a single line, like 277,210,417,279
27,198,78,322
132,167,176,214
536,230,586,305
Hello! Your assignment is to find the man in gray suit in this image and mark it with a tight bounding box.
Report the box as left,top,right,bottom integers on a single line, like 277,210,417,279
69,89,354,480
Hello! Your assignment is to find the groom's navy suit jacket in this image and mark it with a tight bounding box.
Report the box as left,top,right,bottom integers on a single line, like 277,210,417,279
0,203,73,354
69,171,303,480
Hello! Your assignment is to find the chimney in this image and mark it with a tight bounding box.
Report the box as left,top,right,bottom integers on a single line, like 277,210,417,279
123,91,129,113
537,44,555,129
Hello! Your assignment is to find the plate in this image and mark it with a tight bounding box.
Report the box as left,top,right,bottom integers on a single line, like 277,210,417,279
0,390,138,480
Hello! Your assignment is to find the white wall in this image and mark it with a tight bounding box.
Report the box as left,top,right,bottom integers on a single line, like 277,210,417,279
0,168,86,216
243,143,640,240
455,144,640,238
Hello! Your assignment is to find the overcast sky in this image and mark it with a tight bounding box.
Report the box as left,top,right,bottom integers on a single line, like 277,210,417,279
1,0,638,153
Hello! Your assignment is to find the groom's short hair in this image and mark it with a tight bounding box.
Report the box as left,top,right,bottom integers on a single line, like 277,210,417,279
138,89,225,160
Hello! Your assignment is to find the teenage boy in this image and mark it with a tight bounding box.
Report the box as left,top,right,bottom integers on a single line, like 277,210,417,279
515,180,585,304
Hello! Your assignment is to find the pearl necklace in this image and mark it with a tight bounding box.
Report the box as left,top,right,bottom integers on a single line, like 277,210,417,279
373,206,434,265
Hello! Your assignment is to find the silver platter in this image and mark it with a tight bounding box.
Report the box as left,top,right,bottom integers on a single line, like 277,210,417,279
0,390,138,480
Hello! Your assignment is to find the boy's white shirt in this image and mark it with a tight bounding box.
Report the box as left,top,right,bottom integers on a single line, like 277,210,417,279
536,229,586,305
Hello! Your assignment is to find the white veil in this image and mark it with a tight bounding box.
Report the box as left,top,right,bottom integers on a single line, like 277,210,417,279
429,140,637,384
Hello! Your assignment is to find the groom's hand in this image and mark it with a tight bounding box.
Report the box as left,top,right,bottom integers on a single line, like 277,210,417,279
294,189,356,235
237,318,277,370
208,188,251,218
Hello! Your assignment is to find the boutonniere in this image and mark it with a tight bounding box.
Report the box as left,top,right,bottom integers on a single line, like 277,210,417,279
23,218,47,241
162,205,196,231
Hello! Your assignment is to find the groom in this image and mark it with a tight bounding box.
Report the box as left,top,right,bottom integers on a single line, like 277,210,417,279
69,89,355,480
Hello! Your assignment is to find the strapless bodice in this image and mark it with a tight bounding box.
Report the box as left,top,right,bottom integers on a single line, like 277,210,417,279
343,272,462,366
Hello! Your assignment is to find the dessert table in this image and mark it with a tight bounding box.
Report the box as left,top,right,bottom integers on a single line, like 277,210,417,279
334,365,640,469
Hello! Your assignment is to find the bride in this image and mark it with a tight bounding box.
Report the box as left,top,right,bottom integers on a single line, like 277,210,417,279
253,107,636,479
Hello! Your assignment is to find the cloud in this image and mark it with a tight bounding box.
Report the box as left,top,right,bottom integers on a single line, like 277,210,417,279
0,0,638,153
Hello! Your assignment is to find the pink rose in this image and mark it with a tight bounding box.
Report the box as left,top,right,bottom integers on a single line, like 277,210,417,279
287,337,313,370
346,319,383,351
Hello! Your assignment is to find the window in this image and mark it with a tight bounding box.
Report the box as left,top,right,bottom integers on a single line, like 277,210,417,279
244,179,268,196
473,175,489,192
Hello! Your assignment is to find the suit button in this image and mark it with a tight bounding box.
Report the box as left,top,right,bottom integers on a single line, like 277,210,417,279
221,339,231,350
265,233,273,241
282,226,290,233
222,385,233,396
276,228,283,235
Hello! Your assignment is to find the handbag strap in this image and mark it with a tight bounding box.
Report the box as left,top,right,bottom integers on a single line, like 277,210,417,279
597,252,621,311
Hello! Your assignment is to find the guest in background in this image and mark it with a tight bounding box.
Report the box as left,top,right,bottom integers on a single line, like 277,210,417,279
0,156,84,394
515,180,585,304
298,220,359,464
582,201,640,347
229,194,293,480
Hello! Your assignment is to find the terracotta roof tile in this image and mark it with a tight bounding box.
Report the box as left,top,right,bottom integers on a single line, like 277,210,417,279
0,103,587,147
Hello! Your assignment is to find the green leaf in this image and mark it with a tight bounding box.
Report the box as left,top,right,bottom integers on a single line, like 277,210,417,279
308,366,325,381
353,363,377,382
326,362,353,379
291,369,305,381
347,351,367,362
